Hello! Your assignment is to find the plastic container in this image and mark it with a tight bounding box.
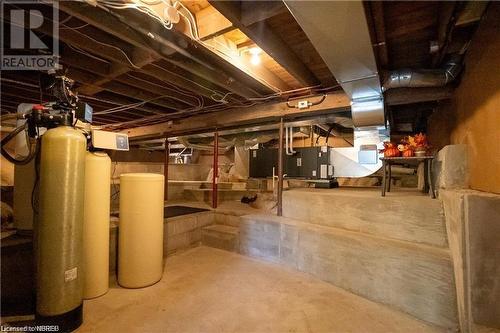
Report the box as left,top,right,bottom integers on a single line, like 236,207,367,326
118,173,164,288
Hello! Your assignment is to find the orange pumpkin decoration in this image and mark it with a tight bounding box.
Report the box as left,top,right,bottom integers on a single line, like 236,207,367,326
383,142,400,157
402,149,415,157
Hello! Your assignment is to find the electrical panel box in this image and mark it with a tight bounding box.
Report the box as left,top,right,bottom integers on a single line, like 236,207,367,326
249,146,334,180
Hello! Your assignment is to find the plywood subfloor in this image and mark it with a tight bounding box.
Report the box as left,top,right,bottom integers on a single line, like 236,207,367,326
79,246,443,333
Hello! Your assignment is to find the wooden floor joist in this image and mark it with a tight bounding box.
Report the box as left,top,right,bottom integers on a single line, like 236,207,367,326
123,92,350,139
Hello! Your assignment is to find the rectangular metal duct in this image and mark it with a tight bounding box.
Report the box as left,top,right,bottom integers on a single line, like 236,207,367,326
284,0,384,128
284,1,388,177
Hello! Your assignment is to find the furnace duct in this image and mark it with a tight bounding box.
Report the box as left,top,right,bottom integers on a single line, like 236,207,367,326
382,54,463,91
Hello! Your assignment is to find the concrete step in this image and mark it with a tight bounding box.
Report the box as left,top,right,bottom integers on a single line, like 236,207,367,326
201,225,239,252
283,188,448,247
238,213,458,330
214,212,242,227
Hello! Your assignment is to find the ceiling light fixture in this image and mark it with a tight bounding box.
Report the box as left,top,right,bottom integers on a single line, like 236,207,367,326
249,47,262,65
250,54,261,65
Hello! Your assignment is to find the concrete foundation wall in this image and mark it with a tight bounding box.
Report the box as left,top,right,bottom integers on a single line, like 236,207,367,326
428,4,500,194
442,189,500,331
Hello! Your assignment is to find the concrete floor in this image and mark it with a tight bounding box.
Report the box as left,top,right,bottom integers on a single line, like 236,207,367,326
79,246,444,333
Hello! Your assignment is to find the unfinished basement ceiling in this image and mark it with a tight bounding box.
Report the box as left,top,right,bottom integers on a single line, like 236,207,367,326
0,0,489,135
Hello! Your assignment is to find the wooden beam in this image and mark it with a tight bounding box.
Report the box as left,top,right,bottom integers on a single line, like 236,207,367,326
196,5,235,40
58,2,269,98
385,87,454,106
61,49,197,109
65,67,179,113
77,50,160,96
123,92,350,139
240,1,288,26
210,0,320,87
203,35,290,91
368,2,389,69
61,42,230,103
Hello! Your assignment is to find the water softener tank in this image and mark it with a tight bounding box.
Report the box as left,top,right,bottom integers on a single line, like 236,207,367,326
83,151,111,299
118,173,164,288
36,126,86,331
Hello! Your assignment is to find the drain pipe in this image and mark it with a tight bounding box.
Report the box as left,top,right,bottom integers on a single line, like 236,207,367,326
383,54,463,91
285,126,296,155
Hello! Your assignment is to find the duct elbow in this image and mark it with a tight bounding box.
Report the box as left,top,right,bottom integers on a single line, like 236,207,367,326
382,55,463,91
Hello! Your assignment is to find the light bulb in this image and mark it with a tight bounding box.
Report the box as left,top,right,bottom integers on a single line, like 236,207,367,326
249,47,261,55
250,54,261,65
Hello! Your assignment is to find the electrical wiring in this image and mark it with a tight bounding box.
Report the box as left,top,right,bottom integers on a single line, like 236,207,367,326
68,29,143,69
60,23,89,30
93,1,281,100
124,73,203,107
149,63,230,104
96,1,174,30
0,123,39,165
67,44,110,63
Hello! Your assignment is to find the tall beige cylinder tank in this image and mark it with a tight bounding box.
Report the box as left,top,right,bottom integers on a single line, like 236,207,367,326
37,126,86,317
118,173,164,288
13,159,36,232
83,151,111,299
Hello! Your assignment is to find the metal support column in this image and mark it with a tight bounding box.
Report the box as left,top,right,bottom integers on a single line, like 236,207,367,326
277,118,284,216
212,131,219,209
164,137,169,201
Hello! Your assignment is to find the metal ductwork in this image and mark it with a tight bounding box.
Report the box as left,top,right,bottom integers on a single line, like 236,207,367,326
382,54,464,91
285,0,388,177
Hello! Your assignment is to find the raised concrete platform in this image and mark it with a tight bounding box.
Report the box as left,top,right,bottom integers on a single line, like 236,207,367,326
237,214,457,329
283,188,448,247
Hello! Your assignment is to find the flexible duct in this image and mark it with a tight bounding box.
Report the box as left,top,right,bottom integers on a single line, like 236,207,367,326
382,54,463,91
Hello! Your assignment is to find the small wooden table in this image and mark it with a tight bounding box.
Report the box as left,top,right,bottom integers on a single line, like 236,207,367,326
381,156,435,198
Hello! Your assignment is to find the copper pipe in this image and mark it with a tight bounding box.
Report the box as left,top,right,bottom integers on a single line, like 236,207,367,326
277,118,284,216
164,137,169,201
212,130,219,209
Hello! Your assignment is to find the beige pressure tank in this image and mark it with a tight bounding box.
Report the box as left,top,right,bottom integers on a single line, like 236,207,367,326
118,173,164,288
37,126,86,317
83,151,111,299
13,160,36,232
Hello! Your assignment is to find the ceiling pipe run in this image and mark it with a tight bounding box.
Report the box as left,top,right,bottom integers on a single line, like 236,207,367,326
382,54,464,91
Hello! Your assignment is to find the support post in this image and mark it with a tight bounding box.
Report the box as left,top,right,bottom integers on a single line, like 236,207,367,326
212,130,219,209
164,137,169,201
277,118,284,216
